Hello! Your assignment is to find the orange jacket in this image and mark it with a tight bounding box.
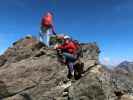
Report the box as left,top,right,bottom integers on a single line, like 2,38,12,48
57,41,77,55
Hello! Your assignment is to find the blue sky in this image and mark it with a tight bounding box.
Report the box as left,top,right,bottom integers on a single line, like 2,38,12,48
0,0,132,65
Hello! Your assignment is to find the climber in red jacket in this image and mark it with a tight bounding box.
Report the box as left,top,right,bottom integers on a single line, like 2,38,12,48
39,12,56,47
55,35,78,79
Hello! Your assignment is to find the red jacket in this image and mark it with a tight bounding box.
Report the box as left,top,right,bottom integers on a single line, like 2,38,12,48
57,41,77,55
41,14,53,27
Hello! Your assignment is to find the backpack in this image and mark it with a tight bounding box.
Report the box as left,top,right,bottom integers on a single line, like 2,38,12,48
72,40,83,58
42,15,52,27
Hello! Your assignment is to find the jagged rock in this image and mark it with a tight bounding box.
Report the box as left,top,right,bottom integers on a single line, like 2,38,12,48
110,71,133,97
0,55,6,67
68,65,117,100
81,43,100,72
0,36,46,67
3,94,25,100
81,43,100,60
1,36,132,100
0,80,10,98
121,94,133,100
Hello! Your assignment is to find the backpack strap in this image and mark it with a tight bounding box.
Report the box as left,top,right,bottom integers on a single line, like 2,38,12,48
72,40,83,58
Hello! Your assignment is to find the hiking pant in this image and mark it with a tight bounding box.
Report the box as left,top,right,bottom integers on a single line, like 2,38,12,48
40,26,55,47
63,52,77,74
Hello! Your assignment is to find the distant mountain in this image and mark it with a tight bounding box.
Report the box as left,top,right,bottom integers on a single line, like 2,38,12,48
115,61,133,73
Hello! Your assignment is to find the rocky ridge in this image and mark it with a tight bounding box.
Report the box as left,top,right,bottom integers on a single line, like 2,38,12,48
0,36,133,100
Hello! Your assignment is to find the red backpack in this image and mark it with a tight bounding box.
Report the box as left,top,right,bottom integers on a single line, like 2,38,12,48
42,15,52,27
72,40,83,58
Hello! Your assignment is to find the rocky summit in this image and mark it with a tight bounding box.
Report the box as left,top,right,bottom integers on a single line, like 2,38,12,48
0,36,133,100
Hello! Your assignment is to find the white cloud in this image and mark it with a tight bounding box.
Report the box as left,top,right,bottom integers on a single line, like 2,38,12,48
101,56,133,67
101,57,111,65
101,57,121,66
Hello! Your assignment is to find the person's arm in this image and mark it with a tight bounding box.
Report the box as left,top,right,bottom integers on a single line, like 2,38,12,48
40,25,43,32
40,18,44,33
56,44,65,49
51,24,56,35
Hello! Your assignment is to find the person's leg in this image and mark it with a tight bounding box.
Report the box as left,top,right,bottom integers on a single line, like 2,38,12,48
40,26,47,44
51,24,56,35
63,53,77,78
39,26,43,42
63,53,77,62
68,62,74,76
67,62,75,79
46,28,55,47
39,30,44,43
46,29,50,47
67,67,73,79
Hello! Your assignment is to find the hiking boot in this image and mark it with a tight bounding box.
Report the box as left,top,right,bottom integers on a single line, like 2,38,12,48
71,71,74,76
71,76,76,83
67,73,73,79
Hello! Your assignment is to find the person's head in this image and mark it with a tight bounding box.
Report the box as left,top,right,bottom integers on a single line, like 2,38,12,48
64,35,71,43
45,11,53,16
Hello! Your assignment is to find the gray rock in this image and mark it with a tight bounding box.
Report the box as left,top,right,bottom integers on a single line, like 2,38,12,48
0,36,132,100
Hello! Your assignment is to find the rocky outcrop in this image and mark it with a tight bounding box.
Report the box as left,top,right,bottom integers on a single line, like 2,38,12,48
80,43,100,71
0,36,45,67
0,36,133,100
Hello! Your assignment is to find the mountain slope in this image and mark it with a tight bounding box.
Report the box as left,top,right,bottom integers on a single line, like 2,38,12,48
0,36,133,100
115,61,133,73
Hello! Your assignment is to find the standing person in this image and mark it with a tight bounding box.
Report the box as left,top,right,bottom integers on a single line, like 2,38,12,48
39,12,56,47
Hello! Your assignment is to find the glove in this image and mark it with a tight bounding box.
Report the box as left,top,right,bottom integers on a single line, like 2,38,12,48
54,44,59,49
